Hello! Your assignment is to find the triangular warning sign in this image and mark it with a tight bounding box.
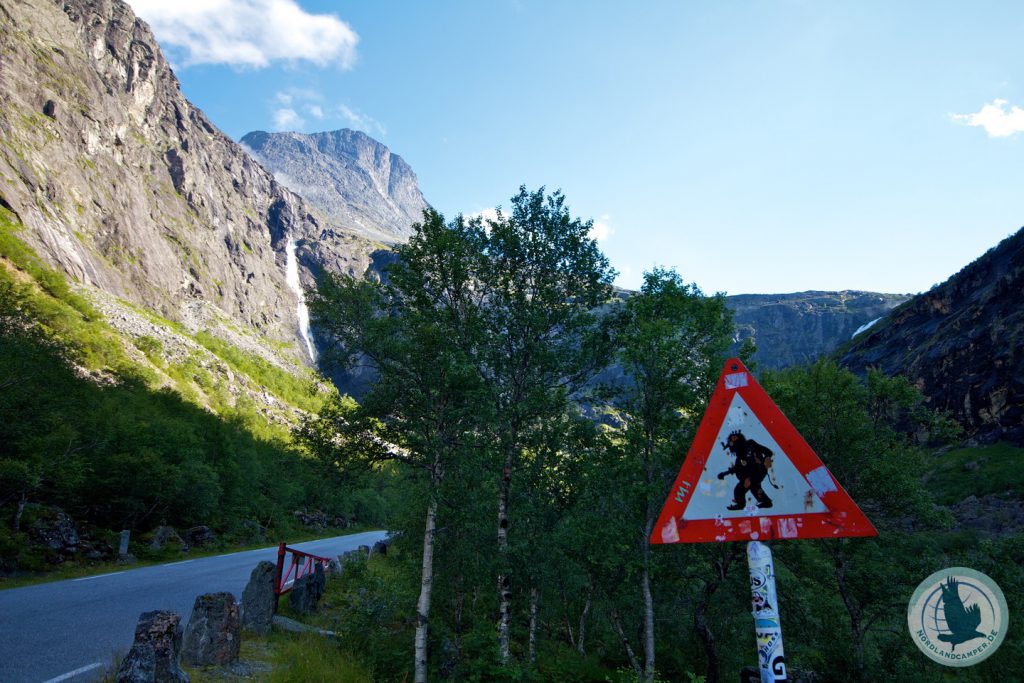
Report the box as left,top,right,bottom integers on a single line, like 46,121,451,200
651,358,877,544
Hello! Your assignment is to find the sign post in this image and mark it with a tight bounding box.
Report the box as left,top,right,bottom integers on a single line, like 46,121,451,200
651,358,876,679
748,541,786,682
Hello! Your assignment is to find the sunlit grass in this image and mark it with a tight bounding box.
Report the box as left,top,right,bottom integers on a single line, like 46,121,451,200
924,441,1024,504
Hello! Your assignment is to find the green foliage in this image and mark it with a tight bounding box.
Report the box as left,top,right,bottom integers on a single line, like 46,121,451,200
925,441,1024,504
0,211,395,574
269,634,374,683
132,335,164,365
0,206,95,319
194,330,325,413
316,553,417,681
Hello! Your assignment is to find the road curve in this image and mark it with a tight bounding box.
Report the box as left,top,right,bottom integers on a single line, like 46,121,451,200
0,530,388,683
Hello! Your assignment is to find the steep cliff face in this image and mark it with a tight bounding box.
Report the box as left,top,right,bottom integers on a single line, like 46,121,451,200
727,291,911,370
0,0,380,359
840,228,1024,445
240,129,429,245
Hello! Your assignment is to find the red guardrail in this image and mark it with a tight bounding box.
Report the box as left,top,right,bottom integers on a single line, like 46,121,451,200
274,542,332,596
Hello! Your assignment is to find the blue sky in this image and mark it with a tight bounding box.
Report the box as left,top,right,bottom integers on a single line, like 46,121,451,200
128,0,1024,295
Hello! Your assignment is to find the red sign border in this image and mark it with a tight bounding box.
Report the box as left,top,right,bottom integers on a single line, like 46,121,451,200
650,358,878,544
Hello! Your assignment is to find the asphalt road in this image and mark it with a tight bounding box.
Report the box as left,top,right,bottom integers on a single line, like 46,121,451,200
0,530,388,683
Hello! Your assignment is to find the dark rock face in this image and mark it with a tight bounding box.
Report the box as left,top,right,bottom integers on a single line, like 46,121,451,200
240,129,429,245
840,228,1024,445
116,610,189,683
241,561,277,636
181,592,241,666
288,563,326,614
728,291,910,370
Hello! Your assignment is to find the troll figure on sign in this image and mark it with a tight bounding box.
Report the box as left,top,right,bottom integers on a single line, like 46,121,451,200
717,430,776,510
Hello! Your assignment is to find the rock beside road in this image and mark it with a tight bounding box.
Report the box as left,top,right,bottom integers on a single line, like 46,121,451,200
149,526,187,552
272,614,337,638
116,611,190,683
185,526,217,548
241,561,277,636
181,592,241,666
289,563,326,614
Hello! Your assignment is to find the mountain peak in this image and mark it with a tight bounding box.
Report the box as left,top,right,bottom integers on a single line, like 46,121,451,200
240,129,428,244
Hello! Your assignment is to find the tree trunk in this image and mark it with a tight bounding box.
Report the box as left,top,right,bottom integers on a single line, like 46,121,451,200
13,492,26,533
641,564,655,683
414,495,439,683
692,545,740,683
610,609,642,677
694,583,720,683
528,587,539,664
497,455,513,662
577,594,592,655
833,542,867,681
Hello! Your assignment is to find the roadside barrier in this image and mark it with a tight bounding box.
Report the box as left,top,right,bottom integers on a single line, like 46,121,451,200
274,542,332,596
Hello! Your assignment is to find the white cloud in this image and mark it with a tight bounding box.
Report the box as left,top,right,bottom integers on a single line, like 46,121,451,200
951,99,1024,137
275,91,293,105
273,108,303,131
129,0,359,69
466,207,503,223
338,104,386,137
589,214,613,242
308,105,325,119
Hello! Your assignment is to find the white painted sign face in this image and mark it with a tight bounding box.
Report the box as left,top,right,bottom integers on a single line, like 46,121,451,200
652,358,877,543
683,393,827,521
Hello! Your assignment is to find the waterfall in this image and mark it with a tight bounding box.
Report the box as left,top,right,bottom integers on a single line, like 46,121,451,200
285,237,317,363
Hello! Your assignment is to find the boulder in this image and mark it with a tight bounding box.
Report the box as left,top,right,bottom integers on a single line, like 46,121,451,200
357,544,371,556
241,561,277,636
370,538,390,557
185,526,217,548
116,610,189,683
272,614,336,638
292,509,329,530
241,520,265,539
181,592,241,666
27,505,79,561
149,526,186,551
288,564,326,614
952,494,1024,536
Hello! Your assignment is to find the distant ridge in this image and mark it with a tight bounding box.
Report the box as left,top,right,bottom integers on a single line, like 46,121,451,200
727,290,911,370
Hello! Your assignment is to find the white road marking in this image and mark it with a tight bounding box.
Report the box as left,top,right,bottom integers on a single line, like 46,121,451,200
164,560,194,566
42,661,103,682
71,571,125,582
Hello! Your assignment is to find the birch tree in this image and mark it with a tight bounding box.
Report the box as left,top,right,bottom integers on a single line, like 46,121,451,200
474,187,614,661
302,209,487,683
608,268,733,682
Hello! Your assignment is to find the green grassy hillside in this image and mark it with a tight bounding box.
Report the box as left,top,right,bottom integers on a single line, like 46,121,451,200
0,206,395,577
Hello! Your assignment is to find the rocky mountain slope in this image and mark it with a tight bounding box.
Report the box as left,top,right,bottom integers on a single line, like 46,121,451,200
839,228,1024,445
0,0,386,370
241,129,429,245
726,290,910,369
